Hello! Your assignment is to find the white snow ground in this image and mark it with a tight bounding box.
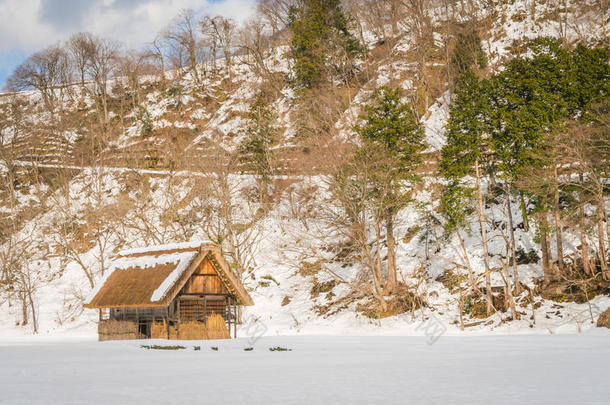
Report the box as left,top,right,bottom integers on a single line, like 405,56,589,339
1,332,609,405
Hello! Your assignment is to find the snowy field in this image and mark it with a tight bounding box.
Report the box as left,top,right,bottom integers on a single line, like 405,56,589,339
1,332,609,405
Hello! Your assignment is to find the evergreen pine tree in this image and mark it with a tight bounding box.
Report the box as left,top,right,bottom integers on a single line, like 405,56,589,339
289,0,364,89
355,86,425,292
239,96,278,206
441,70,496,314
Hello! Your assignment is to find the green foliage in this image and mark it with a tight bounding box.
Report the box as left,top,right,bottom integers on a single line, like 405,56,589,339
571,44,610,111
239,96,278,184
441,37,609,242
136,106,152,137
489,38,609,180
442,39,609,182
450,26,487,75
440,70,491,179
440,180,475,235
527,38,610,114
515,248,540,265
261,274,280,286
346,86,425,220
356,86,425,175
289,0,364,89
488,59,564,180
462,297,487,317
167,85,185,108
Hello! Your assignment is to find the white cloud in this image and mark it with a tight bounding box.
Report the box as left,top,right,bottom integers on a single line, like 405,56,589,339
0,0,256,53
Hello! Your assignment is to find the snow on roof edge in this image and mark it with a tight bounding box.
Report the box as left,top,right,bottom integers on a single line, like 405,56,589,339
84,250,200,305
118,241,210,256
150,251,198,302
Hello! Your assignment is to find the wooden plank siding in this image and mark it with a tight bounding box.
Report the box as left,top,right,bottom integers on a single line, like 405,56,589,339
182,258,229,295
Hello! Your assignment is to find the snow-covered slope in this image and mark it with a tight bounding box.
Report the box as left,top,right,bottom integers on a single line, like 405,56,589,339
1,0,609,339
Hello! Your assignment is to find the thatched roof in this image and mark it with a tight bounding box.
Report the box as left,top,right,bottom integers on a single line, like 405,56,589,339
84,242,254,309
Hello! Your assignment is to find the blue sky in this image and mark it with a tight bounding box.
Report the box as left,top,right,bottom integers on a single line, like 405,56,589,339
0,0,256,90
0,49,28,89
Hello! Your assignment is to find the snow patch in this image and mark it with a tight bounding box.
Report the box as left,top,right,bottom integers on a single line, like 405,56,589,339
118,241,204,256
150,251,198,302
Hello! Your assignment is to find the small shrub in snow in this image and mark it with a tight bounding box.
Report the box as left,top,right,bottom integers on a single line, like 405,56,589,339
596,309,610,329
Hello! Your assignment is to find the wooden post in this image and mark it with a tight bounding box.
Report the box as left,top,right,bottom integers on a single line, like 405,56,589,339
226,296,231,338
136,307,139,339
203,296,207,322
233,299,237,338
229,297,233,338
177,301,182,339
166,307,170,340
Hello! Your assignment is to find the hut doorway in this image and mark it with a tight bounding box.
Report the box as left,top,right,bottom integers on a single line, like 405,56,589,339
138,320,151,339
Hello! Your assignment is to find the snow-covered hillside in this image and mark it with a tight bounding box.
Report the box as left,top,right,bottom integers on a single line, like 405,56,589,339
1,0,609,340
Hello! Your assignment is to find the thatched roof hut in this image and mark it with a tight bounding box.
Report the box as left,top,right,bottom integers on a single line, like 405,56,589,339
85,241,253,341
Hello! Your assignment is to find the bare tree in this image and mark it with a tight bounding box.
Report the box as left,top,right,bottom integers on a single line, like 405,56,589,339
0,95,28,184
401,0,436,111
0,237,44,333
147,34,169,88
44,167,119,288
67,32,95,97
165,9,202,82
208,16,237,76
200,15,221,72
190,143,263,278
554,115,610,279
6,45,71,116
257,0,295,37
0,179,46,333
238,19,282,91
309,144,417,312
117,49,149,107
86,36,120,127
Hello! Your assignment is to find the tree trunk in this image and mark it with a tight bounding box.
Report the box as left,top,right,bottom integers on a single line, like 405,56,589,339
501,264,518,319
553,165,564,272
374,223,384,293
160,58,166,90
20,292,28,326
579,174,591,275
597,184,608,279
580,200,591,275
225,46,232,78
80,71,86,102
363,243,386,313
27,288,37,334
505,184,521,293
605,199,610,250
190,47,199,84
386,211,397,293
456,230,481,296
475,158,493,315
540,213,553,285
519,191,529,232
488,164,497,189
102,91,109,126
